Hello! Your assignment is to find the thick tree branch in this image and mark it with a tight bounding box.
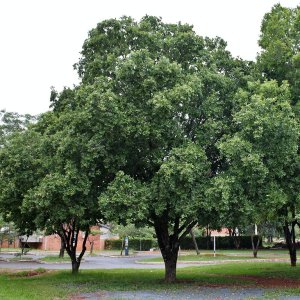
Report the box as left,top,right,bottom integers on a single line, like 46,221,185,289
178,220,197,243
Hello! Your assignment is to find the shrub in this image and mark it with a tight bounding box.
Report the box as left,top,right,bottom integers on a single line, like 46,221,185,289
180,236,263,250
105,238,156,251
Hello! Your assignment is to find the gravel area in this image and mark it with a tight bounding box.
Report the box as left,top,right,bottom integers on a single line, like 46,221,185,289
73,287,300,299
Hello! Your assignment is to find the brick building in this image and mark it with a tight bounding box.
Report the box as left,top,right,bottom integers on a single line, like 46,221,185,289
2,226,108,251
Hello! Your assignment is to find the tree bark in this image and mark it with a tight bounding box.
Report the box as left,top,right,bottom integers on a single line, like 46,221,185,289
283,221,297,267
206,225,210,249
163,249,178,283
233,236,240,249
90,241,94,255
71,259,80,274
190,228,200,255
251,235,260,258
120,238,124,256
59,237,65,258
59,222,89,274
153,214,197,283
154,217,179,283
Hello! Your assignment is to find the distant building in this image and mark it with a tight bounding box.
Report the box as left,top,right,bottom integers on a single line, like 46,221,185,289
2,225,114,251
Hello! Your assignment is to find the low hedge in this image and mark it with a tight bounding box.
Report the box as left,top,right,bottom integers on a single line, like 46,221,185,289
105,236,262,251
105,238,157,251
180,235,262,250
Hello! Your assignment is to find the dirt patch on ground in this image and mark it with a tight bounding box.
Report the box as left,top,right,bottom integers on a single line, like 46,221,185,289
174,274,300,289
7,268,48,278
234,275,300,288
201,274,300,288
69,275,300,300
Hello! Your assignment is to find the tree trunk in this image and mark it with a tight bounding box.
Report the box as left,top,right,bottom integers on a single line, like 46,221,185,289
59,223,89,274
152,211,197,283
59,238,65,258
233,236,240,249
71,259,80,274
283,221,297,267
251,235,260,258
206,225,210,249
190,228,199,255
90,241,94,255
120,238,124,256
163,249,178,283
154,219,179,283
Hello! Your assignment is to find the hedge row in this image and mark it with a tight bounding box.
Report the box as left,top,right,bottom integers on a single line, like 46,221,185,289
180,236,262,250
105,239,157,251
105,236,262,251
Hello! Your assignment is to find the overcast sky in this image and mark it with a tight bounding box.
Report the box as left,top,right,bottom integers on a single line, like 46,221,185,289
0,0,299,115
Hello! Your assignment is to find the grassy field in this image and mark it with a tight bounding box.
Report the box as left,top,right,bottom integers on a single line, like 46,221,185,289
0,262,300,299
39,256,71,263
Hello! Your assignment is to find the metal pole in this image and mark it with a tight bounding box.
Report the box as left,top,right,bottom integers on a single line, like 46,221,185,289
213,236,216,257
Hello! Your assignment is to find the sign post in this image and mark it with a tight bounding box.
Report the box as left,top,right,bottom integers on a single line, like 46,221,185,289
124,236,129,256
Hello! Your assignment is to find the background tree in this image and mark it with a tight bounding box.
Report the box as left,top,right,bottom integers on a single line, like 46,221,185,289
0,109,36,146
0,130,44,236
0,105,115,273
109,223,155,254
219,81,299,266
87,228,101,255
111,224,155,239
22,111,107,273
258,4,300,106
257,4,300,265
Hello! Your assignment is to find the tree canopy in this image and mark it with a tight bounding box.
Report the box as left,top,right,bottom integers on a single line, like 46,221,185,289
0,9,299,280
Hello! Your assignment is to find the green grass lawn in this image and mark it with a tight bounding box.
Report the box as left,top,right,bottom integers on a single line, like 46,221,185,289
0,262,299,299
6,257,34,262
0,248,18,252
39,256,71,263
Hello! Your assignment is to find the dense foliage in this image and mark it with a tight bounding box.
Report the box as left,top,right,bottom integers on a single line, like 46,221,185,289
0,6,299,280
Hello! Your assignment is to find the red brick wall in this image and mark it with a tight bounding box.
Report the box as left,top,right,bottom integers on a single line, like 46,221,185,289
1,237,20,249
1,230,105,251
38,231,103,251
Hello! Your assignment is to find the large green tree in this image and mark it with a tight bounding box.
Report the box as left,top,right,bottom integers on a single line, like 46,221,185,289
81,16,254,282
